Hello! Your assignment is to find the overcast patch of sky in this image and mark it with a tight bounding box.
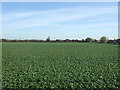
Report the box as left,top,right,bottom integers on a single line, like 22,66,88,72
2,2,118,40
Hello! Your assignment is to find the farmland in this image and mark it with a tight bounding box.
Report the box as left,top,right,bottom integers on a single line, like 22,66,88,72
2,42,120,88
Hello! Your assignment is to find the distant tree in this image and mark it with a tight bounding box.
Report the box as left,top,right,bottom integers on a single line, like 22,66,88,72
65,39,70,42
2,39,6,42
118,39,120,45
100,36,108,43
56,39,60,42
94,39,98,42
46,36,50,42
85,37,93,42
81,39,85,42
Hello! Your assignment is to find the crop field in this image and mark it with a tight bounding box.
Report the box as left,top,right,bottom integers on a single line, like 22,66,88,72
2,42,120,88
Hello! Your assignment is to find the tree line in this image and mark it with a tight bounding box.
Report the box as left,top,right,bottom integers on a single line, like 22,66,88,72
1,36,120,45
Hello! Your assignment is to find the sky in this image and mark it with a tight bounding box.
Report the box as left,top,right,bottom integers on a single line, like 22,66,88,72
2,2,118,40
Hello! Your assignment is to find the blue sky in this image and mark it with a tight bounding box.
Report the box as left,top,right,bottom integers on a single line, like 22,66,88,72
2,2,118,40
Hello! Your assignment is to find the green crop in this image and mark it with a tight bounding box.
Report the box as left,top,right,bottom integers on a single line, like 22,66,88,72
2,42,120,88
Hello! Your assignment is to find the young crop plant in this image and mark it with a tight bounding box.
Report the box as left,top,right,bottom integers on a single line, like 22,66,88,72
2,42,119,89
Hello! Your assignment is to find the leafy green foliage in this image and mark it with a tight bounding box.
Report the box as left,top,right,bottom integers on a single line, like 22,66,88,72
2,43,119,88
85,38,93,42
100,36,108,43
46,36,50,42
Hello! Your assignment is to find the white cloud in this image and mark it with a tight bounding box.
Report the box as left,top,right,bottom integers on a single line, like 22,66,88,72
3,5,117,30
2,5,118,40
3,5,117,21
